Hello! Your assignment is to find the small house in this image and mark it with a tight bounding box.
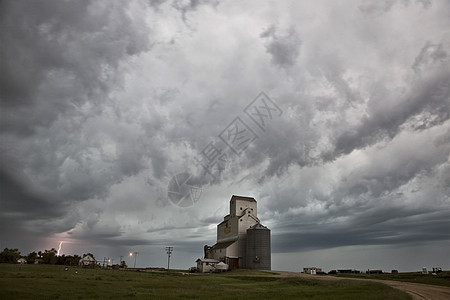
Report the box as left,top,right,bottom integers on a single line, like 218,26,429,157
196,258,220,273
303,267,322,274
79,255,96,267
17,258,27,264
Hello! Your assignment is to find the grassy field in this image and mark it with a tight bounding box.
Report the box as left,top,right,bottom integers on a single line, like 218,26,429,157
0,264,410,299
334,271,450,287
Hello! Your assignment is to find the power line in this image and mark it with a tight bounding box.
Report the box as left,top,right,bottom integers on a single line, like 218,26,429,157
134,252,139,268
129,251,139,268
165,247,173,271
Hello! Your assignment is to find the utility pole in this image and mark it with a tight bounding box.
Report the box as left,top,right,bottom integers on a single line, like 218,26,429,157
133,252,139,268
165,247,173,272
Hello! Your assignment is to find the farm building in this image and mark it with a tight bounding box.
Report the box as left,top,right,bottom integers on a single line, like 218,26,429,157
366,269,383,274
17,258,27,264
79,255,96,267
337,269,361,274
303,267,322,274
200,195,271,270
196,258,221,273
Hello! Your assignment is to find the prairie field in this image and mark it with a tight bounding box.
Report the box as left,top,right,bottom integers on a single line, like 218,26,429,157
334,271,450,287
0,264,410,299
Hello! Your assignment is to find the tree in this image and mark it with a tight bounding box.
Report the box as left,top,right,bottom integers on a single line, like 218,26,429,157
0,248,21,263
42,248,57,264
0,248,20,263
120,260,127,268
55,254,81,266
71,254,81,266
26,251,38,264
56,254,66,265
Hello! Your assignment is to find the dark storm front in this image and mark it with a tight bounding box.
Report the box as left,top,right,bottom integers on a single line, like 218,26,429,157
167,92,283,207
198,92,282,179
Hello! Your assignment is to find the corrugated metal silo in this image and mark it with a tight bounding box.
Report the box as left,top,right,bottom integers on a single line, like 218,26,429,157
246,223,271,270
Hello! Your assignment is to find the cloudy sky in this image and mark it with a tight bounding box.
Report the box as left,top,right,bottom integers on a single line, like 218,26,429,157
1,0,449,272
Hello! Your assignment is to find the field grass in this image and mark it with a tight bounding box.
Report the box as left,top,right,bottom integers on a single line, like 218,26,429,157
0,264,410,299
334,271,450,287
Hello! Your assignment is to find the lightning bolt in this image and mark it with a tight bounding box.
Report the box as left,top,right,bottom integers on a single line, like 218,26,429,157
57,241,63,256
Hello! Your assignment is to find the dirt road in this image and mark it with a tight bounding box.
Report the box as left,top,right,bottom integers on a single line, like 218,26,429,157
378,280,450,300
270,271,450,300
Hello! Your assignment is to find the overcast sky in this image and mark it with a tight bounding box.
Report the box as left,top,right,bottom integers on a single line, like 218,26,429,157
1,0,449,272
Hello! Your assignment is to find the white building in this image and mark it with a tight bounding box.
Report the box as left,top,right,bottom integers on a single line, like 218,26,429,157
303,267,322,274
202,195,271,270
216,261,228,272
196,258,220,273
17,258,27,264
79,255,96,267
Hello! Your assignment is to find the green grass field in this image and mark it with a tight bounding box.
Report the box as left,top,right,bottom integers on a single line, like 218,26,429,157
334,271,450,287
0,264,410,299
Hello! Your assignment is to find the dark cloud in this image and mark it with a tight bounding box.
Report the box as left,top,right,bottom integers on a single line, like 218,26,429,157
260,25,302,69
332,64,449,157
0,0,154,248
273,208,450,253
0,0,151,135
412,41,448,75
0,0,449,271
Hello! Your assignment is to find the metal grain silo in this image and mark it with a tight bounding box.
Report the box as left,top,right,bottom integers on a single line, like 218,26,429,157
246,223,271,270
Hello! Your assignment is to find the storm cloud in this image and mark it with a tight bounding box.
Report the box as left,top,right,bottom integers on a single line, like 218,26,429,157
1,0,449,272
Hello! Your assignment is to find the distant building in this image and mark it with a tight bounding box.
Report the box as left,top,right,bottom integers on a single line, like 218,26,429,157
201,195,271,270
338,269,360,274
17,258,27,264
366,269,383,274
79,255,96,267
303,267,322,274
